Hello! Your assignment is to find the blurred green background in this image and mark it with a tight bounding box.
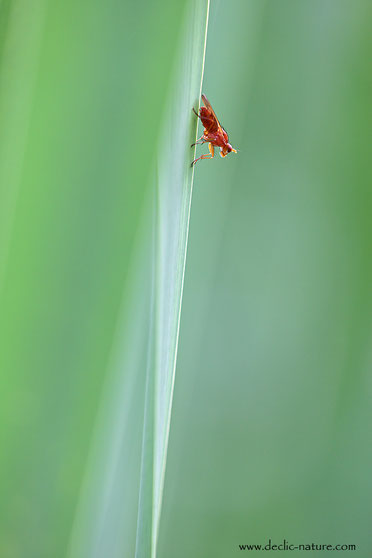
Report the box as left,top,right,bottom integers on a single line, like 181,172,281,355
160,0,372,557
0,0,371,557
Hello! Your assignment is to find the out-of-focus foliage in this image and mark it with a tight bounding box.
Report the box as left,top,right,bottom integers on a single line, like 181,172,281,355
0,0,191,556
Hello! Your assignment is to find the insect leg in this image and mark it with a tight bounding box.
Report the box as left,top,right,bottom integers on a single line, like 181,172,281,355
191,154,214,166
191,135,206,147
191,143,215,166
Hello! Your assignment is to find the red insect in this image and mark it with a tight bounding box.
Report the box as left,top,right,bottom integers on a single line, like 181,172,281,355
191,94,237,166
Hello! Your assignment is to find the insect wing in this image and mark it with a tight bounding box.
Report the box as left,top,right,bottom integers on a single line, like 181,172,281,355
201,94,225,134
